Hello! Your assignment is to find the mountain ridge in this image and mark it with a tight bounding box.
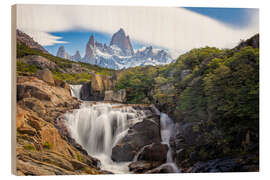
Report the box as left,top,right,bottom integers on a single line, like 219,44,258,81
56,28,174,70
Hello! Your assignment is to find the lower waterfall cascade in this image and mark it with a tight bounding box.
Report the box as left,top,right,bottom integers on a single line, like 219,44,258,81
160,113,181,173
66,84,180,173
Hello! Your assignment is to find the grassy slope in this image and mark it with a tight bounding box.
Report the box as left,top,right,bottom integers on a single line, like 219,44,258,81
16,43,115,84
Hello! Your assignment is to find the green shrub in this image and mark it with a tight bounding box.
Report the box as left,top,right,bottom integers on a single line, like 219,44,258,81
43,141,53,150
23,144,36,151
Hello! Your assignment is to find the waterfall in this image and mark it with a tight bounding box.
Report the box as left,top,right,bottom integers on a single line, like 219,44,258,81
70,84,83,99
160,113,181,173
63,102,144,173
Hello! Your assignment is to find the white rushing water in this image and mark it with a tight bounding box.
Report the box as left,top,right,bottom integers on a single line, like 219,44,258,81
66,85,180,173
70,84,83,99
63,102,144,173
160,113,181,173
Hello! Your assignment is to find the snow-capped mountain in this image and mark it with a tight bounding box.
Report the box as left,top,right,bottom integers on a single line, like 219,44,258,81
56,28,175,70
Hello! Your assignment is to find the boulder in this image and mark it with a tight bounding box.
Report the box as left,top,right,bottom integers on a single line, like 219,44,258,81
104,89,126,103
111,143,134,162
54,79,70,91
128,161,163,173
36,69,55,86
137,143,168,163
111,116,161,162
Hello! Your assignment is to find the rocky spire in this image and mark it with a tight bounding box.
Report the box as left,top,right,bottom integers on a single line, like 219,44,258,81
84,35,96,64
110,28,134,56
56,46,70,59
89,35,95,47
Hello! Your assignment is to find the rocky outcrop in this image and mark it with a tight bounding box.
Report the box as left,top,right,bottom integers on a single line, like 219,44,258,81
16,75,107,175
235,33,259,50
90,74,114,99
16,29,49,54
104,89,126,103
36,69,55,86
110,28,134,56
84,35,96,64
20,55,57,71
111,107,161,162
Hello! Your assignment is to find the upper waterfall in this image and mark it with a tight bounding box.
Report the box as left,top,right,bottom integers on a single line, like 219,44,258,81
70,84,83,99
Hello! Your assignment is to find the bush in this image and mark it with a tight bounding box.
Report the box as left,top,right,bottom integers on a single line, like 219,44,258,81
43,141,53,150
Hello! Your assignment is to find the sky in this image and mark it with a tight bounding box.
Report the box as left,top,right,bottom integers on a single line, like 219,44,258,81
16,5,259,58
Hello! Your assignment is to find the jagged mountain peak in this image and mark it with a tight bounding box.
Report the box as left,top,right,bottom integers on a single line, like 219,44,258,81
88,35,95,47
56,46,70,59
110,28,134,56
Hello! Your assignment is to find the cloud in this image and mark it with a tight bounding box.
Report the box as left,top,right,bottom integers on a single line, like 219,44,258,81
16,5,259,51
21,30,69,46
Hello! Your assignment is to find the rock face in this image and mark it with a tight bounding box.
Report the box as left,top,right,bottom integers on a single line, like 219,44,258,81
57,46,70,59
16,75,107,175
90,74,114,99
16,29,49,54
104,89,126,102
84,35,96,64
110,28,134,56
111,107,161,162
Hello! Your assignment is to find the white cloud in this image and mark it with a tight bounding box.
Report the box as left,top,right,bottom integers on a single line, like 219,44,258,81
21,30,69,46
16,5,259,51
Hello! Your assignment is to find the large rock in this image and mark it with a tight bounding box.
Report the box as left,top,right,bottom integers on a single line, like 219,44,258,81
36,69,55,86
128,161,163,173
23,55,57,71
104,89,126,103
111,113,161,162
90,74,114,99
128,143,169,173
110,28,134,56
137,143,168,163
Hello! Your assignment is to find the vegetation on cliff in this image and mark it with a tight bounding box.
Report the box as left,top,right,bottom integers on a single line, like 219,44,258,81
115,34,259,166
